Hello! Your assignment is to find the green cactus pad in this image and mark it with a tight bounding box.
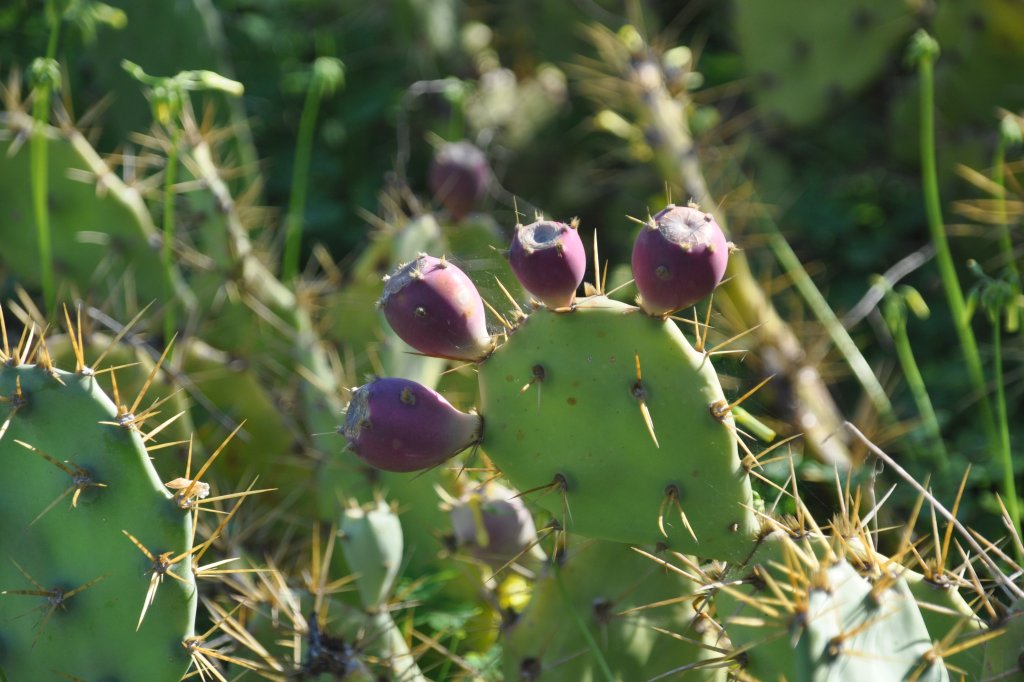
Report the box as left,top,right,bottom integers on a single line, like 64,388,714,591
904,569,988,677
733,0,915,127
0,363,195,681
340,501,404,610
718,531,949,682
503,538,723,681
477,296,759,562
982,598,1024,681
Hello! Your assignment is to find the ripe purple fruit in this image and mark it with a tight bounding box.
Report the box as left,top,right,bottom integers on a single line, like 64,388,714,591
429,141,490,222
449,482,539,566
379,254,493,361
341,377,482,473
508,219,587,309
631,203,730,316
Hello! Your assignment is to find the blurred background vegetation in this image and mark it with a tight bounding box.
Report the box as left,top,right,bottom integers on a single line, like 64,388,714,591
2,0,1023,538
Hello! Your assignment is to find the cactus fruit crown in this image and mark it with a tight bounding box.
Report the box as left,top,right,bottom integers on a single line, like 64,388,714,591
513,217,576,253
632,202,731,316
509,216,587,310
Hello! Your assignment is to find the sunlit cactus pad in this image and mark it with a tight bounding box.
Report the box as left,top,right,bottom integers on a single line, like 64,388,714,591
0,361,196,681
478,296,759,562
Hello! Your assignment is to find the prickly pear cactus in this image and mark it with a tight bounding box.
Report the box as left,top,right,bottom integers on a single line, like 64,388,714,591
477,296,758,561
346,205,759,562
503,538,723,681
716,530,949,681
982,598,1024,680
339,195,1024,680
0,340,196,680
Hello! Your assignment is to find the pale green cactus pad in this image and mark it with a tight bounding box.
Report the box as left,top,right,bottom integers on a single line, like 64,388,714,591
477,296,760,563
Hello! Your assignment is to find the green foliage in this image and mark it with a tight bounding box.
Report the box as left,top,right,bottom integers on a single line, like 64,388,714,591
504,538,723,681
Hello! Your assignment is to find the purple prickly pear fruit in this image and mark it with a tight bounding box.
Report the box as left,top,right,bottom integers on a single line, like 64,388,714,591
631,203,730,316
450,482,539,566
429,141,490,222
508,219,587,309
379,254,493,361
341,377,482,472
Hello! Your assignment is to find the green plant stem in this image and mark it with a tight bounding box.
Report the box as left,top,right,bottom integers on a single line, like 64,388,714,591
991,319,1022,562
917,54,998,455
891,319,949,472
732,406,777,443
162,126,181,352
372,609,428,682
31,3,62,317
554,567,614,682
765,226,894,422
282,82,324,282
993,139,1019,280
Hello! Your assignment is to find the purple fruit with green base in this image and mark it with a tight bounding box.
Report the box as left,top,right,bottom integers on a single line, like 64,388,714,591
508,219,587,309
449,482,539,566
379,254,493,361
341,377,482,472
631,203,729,316
429,141,490,222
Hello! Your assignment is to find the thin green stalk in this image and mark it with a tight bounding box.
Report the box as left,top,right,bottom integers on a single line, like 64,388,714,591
162,127,181,351
765,227,894,422
991,319,1022,562
282,81,323,282
732,406,777,444
30,2,62,317
916,39,999,455
891,316,949,471
554,567,614,682
993,137,1019,281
